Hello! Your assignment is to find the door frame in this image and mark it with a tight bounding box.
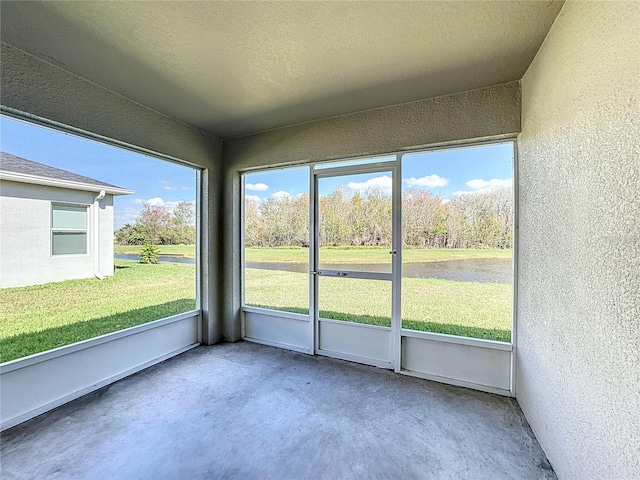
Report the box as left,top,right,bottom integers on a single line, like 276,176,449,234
241,139,517,396
310,158,401,369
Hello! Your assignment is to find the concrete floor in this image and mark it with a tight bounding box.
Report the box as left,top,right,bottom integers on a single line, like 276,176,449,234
1,342,555,480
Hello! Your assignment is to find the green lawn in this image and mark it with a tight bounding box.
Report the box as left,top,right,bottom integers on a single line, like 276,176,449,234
1,247,512,363
113,245,508,264
0,260,196,362
114,244,196,258
244,247,512,342
244,268,512,342
245,246,511,264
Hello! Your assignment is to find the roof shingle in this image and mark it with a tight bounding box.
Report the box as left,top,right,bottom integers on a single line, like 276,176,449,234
0,151,123,189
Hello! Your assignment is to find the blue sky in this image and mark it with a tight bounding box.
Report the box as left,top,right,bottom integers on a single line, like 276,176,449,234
245,142,513,201
1,115,513,230
1,115,196,229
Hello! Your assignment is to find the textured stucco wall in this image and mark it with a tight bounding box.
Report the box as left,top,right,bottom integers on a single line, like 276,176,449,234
0,182,114,288
0,42,221,168
1,42,224,343
220,83,521,341
223,81,521,169
517,2,640,479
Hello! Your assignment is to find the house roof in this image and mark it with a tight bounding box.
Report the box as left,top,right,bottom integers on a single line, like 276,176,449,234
0,152,134,196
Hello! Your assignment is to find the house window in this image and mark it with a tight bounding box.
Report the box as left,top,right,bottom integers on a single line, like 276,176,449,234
52,203,88,255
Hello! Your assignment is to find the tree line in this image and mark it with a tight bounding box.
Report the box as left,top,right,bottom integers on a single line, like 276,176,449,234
245,187,512,249
115,201,196,245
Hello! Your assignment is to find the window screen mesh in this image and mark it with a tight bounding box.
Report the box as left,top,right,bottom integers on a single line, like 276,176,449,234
52,204,88,255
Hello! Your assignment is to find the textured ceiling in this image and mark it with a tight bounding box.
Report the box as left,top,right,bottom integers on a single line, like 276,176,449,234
0,1,563,139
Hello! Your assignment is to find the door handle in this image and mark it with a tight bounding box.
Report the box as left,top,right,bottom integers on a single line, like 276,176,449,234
310,271,321,276
337,272,347,277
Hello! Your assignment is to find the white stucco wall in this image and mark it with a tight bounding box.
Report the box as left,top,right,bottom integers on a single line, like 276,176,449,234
517,2,640,479
0,181,116,288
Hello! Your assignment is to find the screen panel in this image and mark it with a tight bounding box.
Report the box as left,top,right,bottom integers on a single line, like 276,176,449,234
401,142,514,343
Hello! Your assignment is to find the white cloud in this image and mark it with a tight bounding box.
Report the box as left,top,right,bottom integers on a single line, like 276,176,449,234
245,195,261,203
246,182,269,192
452,177,513,197
145,197,166,207
182,186,191,191
465,178,512,191
347,175,392,195
403,174,448,188
132,197,193,211
272,190,291,199
163,186,177,191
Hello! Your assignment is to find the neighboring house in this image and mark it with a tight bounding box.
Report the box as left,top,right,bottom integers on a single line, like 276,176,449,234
0,152,133,288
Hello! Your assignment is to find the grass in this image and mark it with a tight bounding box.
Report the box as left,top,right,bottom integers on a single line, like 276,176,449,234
114,244,196,258
244,268,511,342
245,247,511,264
1,247,512,362
113,245,509,264
0,260,196,362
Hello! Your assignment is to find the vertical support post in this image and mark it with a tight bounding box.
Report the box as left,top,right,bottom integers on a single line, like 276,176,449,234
309,166,318,354
195,169,203,343
239,173,246,340
510,140,519,397
392,154,403,372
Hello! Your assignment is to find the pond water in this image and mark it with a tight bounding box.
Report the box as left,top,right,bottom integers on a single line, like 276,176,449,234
401,258,512,284
115,254,512,284
246,258,511,284
115,254,195,264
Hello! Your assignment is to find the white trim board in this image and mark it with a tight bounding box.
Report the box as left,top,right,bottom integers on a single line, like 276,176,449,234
1,314,199,431
1,310,200,373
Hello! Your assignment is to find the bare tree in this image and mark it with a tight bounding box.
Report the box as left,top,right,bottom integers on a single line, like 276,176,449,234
243,186,512,250
138,203,170,245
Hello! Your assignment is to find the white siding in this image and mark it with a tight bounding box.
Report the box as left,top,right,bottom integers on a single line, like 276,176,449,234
0,180,116,288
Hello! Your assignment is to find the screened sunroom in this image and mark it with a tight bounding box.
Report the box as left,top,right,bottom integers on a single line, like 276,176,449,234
1,2,638,479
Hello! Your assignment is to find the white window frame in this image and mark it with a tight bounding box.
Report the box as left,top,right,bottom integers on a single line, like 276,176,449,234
51,202,90,256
